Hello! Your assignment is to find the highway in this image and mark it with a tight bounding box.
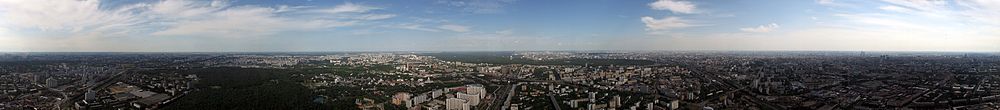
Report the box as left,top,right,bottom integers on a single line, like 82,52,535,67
58,56,223,109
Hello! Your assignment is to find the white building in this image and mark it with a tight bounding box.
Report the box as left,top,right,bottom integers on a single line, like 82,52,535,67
45,77,58,88
467,84,486,98
410,94,428,108
457,92,480,106
432,89,444,98
446,98,469,110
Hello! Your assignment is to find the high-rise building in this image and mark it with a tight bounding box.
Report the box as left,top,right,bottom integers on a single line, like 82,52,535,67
647,102,655,110
410,94,428,108
432,89,444,98
610,95,621,108
46,77,58,88
84,90,97,104
466,84,486,98
33,74,44,85
589,92,597,103
457,92,479,106
670,100,680,110
446,98,469,110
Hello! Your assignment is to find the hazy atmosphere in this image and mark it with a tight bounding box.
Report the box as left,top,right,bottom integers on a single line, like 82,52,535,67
5,1,1000,110
0,0,998,52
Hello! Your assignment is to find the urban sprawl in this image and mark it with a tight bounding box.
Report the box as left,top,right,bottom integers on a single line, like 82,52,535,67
1,51,999,110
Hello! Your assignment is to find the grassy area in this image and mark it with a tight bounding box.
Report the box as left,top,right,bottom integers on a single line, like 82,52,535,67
421,52,655,66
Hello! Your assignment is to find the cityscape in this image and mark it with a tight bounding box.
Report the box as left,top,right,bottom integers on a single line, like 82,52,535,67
2,0,1000,110
0,51,998,110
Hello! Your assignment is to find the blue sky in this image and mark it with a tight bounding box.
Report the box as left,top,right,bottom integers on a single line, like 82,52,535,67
0,0,998,52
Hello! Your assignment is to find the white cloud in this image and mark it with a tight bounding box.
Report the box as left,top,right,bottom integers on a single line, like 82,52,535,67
151,0,224,19
0,0,394,38
439,31,593,51
955,0,1000,25
633,0,1000,51
274,5,312,13
649,0,696,14
0,27,18,51
149,1,391,37
833,14,933,31
436,0,517,14
879,5,914,13
495,29,514,35
354,14,397,20
438,24,470,32
317,3,378,14
793,0,1000,51
640,16,696,31
619,27,1000,52
391,23,440,32
0,0,147,36
816,0,835,5
740,23,780,33
880,0,948,12
151,6,356,37
0,0,401,51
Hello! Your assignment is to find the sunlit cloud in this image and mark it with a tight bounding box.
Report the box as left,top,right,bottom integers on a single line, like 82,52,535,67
438,24,471,32
640,16,698,31
436,0,517,14
740,23,780,33
649,0,697,14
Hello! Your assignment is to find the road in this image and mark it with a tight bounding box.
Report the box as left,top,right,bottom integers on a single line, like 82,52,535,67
57,56,223,109
548,93,562,110
501,82,522,110
660,59,785,110
487,85,511,110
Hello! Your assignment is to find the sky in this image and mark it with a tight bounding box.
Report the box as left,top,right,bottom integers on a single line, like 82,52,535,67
0,0,998,52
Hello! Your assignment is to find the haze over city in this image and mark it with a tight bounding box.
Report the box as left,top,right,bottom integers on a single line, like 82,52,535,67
0,0,998,52
4,1,1000,110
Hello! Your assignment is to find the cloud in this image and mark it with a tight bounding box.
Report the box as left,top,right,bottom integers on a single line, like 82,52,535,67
816,0,835,5
437,0,517,14
632,0,1000,51
880,0,948,12
438,31,598,51
151,6,357,37
495,29,514,35
955,0,1000,25
0,0,401,51
0,0,148,37
787,0,1000,51
316,2,379,14
879,5,914,13
649,0,696,14
834,14,934,31
438,24,470,32
354,14,397,20
274,5,312,13
0,27,19,51
740,23,780,33
617,27,1000,52
149,1,389,37
390,23,440,32
0,0,394,38
151,0,225,19
640,16,697,31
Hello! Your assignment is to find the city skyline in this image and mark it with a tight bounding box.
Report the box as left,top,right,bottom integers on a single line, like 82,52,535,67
1,0,999,52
